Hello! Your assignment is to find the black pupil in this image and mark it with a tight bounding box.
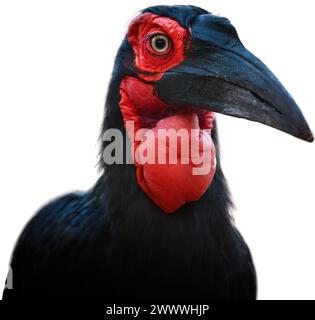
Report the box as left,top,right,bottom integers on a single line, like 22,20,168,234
154,37,166,50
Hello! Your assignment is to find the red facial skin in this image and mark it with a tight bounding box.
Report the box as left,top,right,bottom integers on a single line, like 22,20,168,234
128,12,188,81
118,13,216,213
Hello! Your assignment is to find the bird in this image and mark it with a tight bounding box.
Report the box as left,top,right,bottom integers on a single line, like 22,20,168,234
2,5,313,300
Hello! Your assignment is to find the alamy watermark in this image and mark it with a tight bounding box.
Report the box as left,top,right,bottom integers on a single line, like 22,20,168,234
102,121,213,175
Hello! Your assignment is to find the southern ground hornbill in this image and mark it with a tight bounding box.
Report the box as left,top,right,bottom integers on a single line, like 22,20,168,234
3,5,313,300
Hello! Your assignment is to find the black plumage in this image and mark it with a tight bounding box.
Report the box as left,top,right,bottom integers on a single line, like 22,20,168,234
3,129,256,299
5,4,311,300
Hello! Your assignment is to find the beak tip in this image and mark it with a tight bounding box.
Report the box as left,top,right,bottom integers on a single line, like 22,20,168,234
301,130,314,143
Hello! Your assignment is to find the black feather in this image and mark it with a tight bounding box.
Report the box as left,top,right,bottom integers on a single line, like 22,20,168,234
3,5,257,300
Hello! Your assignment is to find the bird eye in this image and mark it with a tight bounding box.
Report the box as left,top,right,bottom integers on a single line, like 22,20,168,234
150,34,170,53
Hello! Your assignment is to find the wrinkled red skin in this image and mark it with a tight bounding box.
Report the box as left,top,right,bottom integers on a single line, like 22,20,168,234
118,13,216,213
128,13,188,81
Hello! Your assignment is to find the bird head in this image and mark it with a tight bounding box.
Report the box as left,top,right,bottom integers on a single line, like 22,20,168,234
102,5,313,213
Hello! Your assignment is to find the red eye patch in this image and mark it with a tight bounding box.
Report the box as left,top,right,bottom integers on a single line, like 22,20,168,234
128,13,188,81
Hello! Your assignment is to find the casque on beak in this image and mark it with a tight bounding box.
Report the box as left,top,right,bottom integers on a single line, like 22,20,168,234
156,14,313,142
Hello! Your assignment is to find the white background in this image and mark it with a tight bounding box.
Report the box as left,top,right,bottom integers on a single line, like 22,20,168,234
0,0,314,300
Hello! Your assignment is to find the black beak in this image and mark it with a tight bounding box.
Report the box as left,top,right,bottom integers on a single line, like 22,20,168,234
156,14,313,142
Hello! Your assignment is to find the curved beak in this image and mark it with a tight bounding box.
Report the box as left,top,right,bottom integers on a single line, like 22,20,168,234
156,14,313,142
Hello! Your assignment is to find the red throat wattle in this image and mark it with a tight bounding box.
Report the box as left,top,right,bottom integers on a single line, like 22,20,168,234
119,77,216,213
118,13,216,213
